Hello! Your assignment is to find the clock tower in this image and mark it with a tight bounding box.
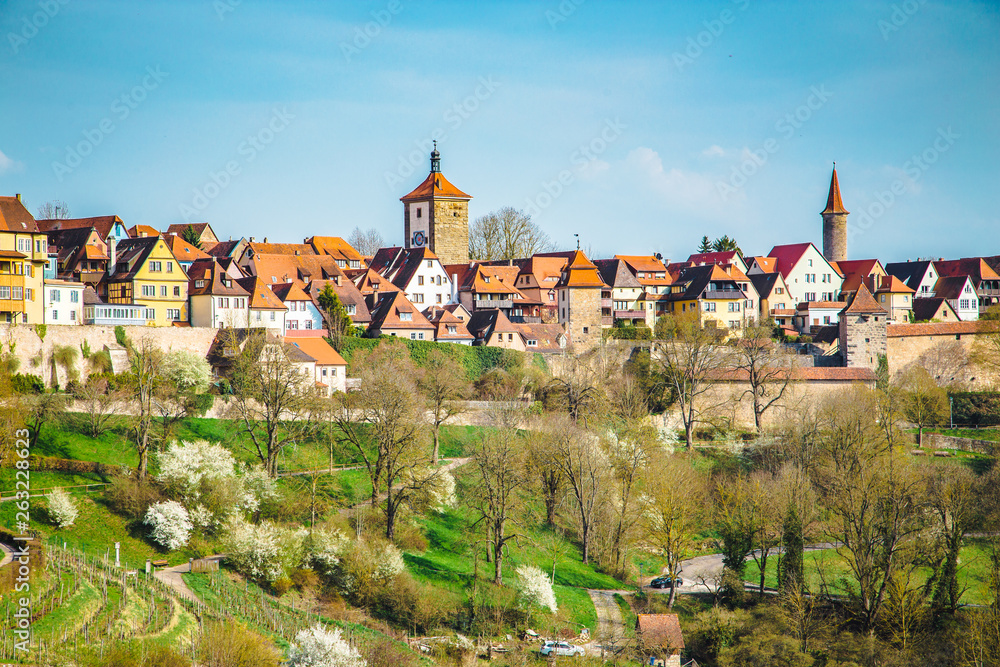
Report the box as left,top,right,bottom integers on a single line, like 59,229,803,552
401,143,472,265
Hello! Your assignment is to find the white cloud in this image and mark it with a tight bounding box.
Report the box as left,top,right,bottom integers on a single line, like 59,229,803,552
880,164,922,195
0,149,24,174
624,146,734,217
702,145,726,158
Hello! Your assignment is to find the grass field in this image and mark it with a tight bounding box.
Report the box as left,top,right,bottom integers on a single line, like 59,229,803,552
744,541,995,604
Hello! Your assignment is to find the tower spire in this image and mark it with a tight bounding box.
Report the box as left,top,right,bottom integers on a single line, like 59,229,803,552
822,163,848,215
430,140,441,173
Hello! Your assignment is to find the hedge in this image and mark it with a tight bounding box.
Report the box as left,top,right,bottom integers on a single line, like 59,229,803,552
948,392,1000,427
337,336,539,381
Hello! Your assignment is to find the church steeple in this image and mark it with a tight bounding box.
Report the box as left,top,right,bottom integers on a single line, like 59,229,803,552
430,141,441,173
821,163,849,263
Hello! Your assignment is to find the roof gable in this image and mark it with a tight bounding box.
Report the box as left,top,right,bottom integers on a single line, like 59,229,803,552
0,197,39,232
400,171,472,201
841,283,887,315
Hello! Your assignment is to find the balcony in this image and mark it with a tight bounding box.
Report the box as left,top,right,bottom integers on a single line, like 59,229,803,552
508,315,542,324
614,310,646,320
600,299,613,308
703,290,742,300
474,299,513,310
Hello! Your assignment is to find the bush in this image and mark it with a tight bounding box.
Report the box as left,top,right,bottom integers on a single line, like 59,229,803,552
83,642,191,667
106,475,165,521
144,501,193,550
222,516,300,584
950,392,1000,426
197,621,281,667
288,624,366,667
47,487,78,528
291,567,320,591
337,540,405,606
10,373,44,394
515,564,557,613
271,576,293,596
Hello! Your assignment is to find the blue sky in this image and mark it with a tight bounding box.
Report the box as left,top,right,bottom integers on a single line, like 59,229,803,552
1,0,997,263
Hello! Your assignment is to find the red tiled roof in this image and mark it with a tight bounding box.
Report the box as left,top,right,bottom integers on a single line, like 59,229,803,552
821,166,849,215
236,276,286,310
709,367,878,382
306,236,366,265
127,224,160,238
400,171,472,201
797,301,848,310
935,258,1000,284
285,337,347,366
556,250,606,288
870,274,915,294
767,243,817,279
887,321,989,337
842,283,887,314
636,614,685,650
0,197,39,232
38,215,122,239
687,251,741,267
163,234,211,262
748,256,777,273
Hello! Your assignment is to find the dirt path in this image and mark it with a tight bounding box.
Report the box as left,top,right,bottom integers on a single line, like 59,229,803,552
153,555,225,605
585,588,631,657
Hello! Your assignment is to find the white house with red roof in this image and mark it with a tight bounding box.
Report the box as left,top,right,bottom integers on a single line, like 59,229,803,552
766,242,843,306
271,282,323,334
367,246,455,309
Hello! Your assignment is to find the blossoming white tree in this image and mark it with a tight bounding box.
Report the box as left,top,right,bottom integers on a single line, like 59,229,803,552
222,516,284,583
47,487,78,528
516,564,558,613
288,624,366,667
144,501,193,550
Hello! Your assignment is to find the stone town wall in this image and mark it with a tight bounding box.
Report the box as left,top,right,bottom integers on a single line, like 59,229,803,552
886,330,996,389
431,199,469,266
1,323,219,388
921,432,995,455
664,378,876,433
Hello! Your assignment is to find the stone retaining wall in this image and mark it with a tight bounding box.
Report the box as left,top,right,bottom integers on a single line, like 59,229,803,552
921,432,995,455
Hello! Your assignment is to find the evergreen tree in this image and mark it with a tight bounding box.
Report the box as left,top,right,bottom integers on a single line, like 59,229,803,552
778,505,804,592
316,284,354,351
180,224,203,250
698,236,713,253
712,234,744,257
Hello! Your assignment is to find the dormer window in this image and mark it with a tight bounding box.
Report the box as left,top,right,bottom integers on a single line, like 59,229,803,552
195,280,206,288
399,311,412,322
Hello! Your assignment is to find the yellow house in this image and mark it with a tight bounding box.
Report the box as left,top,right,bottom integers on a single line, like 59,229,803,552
661,264,749,330
106,236,189,326
0,196,48,324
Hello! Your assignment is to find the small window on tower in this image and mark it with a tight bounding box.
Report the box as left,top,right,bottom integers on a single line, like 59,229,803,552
416,209,422,218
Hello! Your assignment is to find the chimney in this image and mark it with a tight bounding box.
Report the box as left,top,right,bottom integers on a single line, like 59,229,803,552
108,238,118,276
15,194,21,202
451,273,458,303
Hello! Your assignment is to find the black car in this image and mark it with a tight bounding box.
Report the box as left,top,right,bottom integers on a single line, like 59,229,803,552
649,575,683,589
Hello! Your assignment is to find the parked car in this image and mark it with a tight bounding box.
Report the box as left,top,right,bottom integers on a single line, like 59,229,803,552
539,640,585,657
649,575,683,589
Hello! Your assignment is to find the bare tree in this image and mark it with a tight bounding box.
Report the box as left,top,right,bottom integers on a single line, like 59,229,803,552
603,415,654,577
347,226,385,256
469,427,528,585
228,332,317,477
732,321,792,434
418,348,470,465
541,413,607,564
812,387,927,634
126,338,161,479
654,312,733,447
643,454,707,608
900,367,948,446
468,207,552,261
76,378,125,437
333,342,434,539
927,465,980,617
36,200,69,219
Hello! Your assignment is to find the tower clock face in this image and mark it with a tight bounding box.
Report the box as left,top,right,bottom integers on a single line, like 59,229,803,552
408,202,430,248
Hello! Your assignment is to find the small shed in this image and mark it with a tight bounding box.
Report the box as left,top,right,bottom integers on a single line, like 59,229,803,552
636,614,685,667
